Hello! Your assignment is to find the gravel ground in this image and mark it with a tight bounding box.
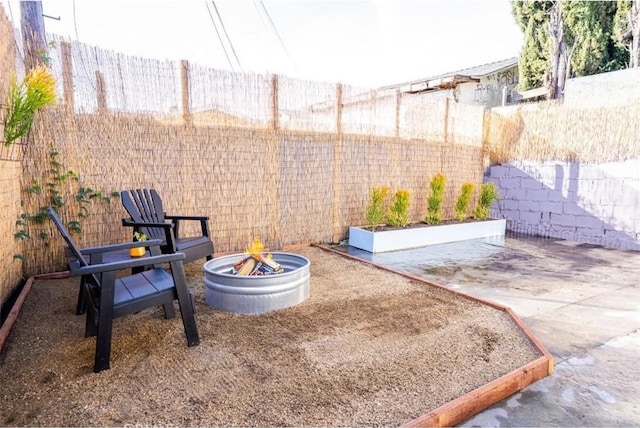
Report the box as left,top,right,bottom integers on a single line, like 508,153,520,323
0,246,541,426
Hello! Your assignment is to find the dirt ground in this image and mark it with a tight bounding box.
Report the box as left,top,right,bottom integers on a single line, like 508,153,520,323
0,246,541,427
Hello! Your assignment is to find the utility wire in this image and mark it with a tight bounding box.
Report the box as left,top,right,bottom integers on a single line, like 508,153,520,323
204,1,235,71
210,1,242,69
71,0,97,92
204,1,242,71
72,0,79,39
255,0,298,74
211,1,242,69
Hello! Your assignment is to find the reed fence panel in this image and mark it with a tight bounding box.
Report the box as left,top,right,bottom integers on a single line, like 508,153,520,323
1,15,486,289
0,6,24,305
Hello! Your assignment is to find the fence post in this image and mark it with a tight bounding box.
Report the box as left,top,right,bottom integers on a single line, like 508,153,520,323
180,60,192,124
332,83,343,243
95,71,107,113
443,97,450,144
336,83,343,134
395,89,401,138
61,41,75,117
271,74,279,131
20,1,46,70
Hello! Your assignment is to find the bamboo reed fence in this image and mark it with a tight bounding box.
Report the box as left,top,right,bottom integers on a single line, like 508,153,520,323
486,101,640,164
0,7,24,308
2,5,640,309
3,32,487,282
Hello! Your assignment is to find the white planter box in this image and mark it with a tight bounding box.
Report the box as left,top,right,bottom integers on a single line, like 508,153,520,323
348,219,506,253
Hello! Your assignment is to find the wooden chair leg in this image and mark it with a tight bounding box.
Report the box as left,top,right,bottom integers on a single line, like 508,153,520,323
94,319,114,373
163,302,176,319
85,307,97,338
94,271,116,373
170,261,200,347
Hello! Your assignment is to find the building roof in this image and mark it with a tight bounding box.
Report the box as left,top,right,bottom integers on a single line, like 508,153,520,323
381,57,518,93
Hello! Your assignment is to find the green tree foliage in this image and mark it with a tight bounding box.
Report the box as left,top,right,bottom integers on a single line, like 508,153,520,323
511,1,629,91
562,1,628,75
512,1,554,90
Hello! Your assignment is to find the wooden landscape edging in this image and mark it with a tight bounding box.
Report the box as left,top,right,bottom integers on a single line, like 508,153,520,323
3,246,553,426
312,244,554,427
0,271,70,353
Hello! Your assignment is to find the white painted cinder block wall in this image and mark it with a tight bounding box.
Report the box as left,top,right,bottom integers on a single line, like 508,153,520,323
487,160,640,251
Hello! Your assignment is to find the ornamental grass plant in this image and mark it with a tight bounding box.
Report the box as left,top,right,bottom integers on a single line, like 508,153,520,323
3,65,57,146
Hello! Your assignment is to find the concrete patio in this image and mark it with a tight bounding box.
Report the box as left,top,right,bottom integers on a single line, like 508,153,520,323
338,232,640,427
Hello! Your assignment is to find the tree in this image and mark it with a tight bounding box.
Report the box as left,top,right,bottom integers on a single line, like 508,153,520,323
617,0,640,67
548,2,569,99
563,1,627,75
511,1,630,94
512,1,554,90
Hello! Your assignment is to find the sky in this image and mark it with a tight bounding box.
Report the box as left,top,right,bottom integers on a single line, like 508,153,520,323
2,0,524,88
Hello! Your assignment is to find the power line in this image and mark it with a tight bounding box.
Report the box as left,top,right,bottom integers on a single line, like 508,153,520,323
204,1,235,71
205,1,241,70
255,0,297,74
211,1,242,69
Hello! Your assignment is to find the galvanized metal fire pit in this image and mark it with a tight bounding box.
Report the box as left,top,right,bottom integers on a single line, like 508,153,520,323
203,252,311,315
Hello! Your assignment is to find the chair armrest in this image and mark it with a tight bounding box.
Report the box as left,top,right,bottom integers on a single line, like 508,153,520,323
122,218,178,253
165,214,210,221
122,218,173,229
164,215,211,238
79,239,163,255
69,251,186,276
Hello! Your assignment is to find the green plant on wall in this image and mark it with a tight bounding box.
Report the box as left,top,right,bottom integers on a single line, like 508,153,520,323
365,186,390,231
3,64,57,146
425,173,446,225
455,182,475,222
387,189,411,228
13,148,120,262
473,182,500,220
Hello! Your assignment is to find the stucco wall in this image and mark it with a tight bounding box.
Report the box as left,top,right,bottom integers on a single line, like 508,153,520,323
458,65,518,108
487,160,640,251
563,67,640,108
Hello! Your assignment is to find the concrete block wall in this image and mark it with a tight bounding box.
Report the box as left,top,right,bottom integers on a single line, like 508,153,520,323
487,160,640,251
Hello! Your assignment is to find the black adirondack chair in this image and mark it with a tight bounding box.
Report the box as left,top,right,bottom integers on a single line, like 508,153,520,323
47,206,199,373
121,189,214,265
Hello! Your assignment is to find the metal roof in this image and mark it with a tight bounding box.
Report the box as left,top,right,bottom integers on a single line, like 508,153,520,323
381,57,518,93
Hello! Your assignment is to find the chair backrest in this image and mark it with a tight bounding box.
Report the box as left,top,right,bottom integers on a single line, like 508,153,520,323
46,206,89,268
121,189,166,240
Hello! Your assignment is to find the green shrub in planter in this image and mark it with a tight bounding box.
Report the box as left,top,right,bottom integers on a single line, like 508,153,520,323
425,173,446,225
387,189,411,228
455,182,475,222
473,182,500,220
365,186,390,231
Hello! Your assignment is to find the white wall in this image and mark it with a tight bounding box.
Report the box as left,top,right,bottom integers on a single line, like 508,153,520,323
563,67,640,108
458,65,518,108
487,160,640,251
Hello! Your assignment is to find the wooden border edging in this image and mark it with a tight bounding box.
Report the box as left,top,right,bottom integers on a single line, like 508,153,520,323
312,244,554,427
0,271,70,354
404,356,551,427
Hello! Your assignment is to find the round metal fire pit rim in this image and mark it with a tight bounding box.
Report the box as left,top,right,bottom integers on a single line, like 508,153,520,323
203,252,310,279
203,252,311,315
